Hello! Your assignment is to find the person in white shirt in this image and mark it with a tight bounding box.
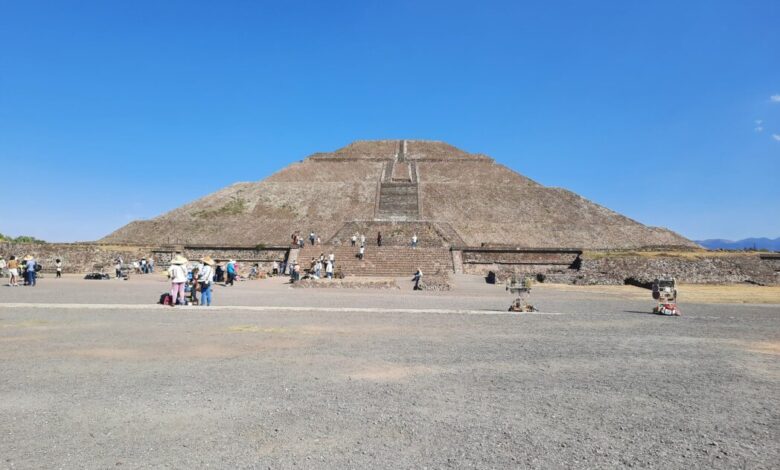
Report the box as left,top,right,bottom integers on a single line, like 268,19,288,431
198,256,215,306
326,260,334,279
167,255,188,306
411,234,418,249
55,259,62,278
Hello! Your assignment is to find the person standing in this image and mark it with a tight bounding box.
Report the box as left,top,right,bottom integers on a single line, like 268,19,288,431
358,244,365,260
309,232,316,246
377,231,382,247
0,256,6,278
411,234,418,249
325,260,334,279
328,252,335,270
115,257,123,279
360,233,366,246
25,256,37,287
148,257,155,273
7,256,19,286
167,255,188,306
351,234,357,246
413,269,423,290
55,259,62,278
226,259,236,286
199,256,215,306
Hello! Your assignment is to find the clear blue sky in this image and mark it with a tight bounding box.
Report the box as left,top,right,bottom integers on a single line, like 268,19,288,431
1,0,778,242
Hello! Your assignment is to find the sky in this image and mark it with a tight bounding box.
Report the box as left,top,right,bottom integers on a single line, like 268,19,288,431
1,0,778,242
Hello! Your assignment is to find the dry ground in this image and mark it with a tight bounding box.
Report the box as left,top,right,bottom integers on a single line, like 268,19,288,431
0,274,778,468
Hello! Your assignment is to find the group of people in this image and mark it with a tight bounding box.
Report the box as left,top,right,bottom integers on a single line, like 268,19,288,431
113,257,155,279
1,255,62,287
308,252,335,279
166,255,215,306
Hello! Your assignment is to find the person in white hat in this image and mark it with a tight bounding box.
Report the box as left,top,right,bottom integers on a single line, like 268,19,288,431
167,255,188,306
199,256,215,306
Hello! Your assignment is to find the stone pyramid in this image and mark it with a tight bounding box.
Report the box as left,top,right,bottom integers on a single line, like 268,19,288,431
101,140,696,249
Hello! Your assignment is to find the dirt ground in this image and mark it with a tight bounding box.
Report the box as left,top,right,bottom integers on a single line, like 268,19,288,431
1,274,778,468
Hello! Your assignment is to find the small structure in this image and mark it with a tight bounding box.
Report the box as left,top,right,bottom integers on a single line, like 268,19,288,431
651,278,681,316
506,275,537,312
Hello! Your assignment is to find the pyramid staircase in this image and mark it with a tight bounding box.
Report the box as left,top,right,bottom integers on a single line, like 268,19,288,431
297,244,453,277
376,140,420,220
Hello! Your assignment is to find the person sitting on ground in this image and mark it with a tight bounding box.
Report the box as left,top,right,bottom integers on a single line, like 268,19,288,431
413,268,423,290
249,264,259,280
55,259,62,278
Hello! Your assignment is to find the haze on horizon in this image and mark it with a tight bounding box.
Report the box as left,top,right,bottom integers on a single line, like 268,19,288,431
1,1,778,243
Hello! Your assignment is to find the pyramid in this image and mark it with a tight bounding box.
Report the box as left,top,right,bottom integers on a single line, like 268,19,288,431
101,140,696,250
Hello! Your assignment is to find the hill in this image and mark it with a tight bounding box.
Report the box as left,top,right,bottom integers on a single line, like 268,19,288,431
696,237,780,252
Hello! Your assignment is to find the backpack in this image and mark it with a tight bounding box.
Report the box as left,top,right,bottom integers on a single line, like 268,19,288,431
159,293,172,305
34,263,42,272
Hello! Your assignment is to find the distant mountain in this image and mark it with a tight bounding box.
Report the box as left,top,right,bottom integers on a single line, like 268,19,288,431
695,237,780,251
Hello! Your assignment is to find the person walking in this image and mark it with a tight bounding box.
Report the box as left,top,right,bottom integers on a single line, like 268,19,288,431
377,231,382,247
167,255,188,306
226,259,236,286
351,234,357,247
413,268,423,290
358,244,365,260
55,259,62,278
7,256,19,286
199,256,215,306
309,232,316,246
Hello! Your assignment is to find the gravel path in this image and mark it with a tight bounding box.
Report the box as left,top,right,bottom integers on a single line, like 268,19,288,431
0,276,778,468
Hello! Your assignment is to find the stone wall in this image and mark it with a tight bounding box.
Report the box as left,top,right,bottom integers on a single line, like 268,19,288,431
573,254,779,286
0,242,154,274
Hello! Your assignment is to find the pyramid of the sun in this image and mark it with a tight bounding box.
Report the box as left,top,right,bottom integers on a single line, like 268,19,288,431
101,140,696,249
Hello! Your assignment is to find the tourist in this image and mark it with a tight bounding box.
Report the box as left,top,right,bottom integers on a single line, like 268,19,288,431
360,233,366,246
249,264,259,279
189,266,200,305
377,231,382,247
132,260,140,274
358,244,365,260
55,258,62,278
140,258,147,274
199,256,215,306
325,260,333,279
148,257,155,273
351,234,357,246
23,256,37,287
298,237,305,248
115,257,123,279
226,259,236,286
214,263,224,283
167,255,188,306
411,234,418,249
328,252,335,268
293,262,301,281
272,260,279,275
314,259,322,278
309,232,316,246
7,256,19,286
316,236,321,245
0,256,6,278
413,268,423,290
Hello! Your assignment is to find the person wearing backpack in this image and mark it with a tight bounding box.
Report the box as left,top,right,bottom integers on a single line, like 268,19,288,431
24,256,37,287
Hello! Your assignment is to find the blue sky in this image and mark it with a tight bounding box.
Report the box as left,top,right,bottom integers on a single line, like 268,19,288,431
1,0,778,242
